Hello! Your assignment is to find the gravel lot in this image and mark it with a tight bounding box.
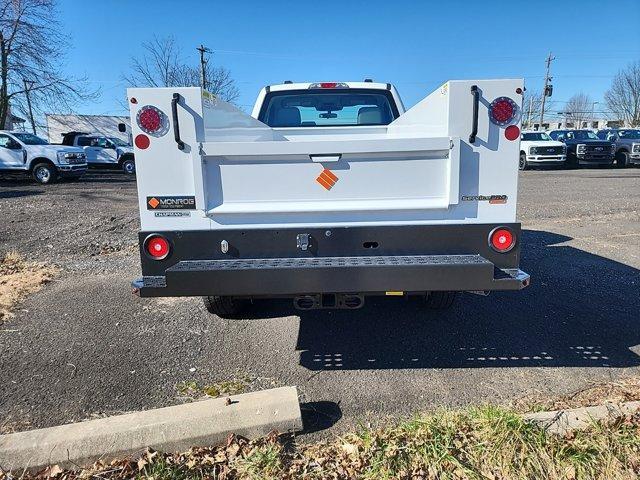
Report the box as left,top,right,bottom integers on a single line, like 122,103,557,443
1,168,639,438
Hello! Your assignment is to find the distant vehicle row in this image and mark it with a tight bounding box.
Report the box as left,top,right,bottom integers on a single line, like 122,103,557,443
0,130,135,184
519,128,640,170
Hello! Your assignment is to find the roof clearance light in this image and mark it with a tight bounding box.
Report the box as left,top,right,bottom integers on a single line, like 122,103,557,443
136,105,169,137
145,235,170,260
489,97,518,126
309,82,349,89
490,228,515,253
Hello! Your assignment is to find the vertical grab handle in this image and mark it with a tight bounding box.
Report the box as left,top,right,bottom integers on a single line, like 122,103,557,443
171,93,185,151
469,85,479,144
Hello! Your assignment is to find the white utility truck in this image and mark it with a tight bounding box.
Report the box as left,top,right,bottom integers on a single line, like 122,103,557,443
0,131,87,184
519,131,567,170
59,132,136,174
127,80,530,316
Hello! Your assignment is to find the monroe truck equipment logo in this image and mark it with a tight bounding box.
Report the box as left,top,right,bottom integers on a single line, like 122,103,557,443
316,169,339,190
147,196,196,210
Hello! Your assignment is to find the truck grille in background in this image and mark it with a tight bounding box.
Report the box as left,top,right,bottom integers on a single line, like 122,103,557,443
585,144,610,153
536,146,563,155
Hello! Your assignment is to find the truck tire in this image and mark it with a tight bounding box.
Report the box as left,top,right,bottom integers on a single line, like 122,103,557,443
519,153,528,171
425,291,458,310
615,151,629,168
122,157,136,175
32,162,57,184
203,296,243,318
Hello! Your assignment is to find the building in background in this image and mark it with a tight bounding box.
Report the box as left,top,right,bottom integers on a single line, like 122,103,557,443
529,114,625,131
2,104,27,130
46,114,131,144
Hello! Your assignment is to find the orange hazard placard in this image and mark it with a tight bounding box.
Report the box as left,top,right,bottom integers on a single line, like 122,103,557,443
316,169,338,190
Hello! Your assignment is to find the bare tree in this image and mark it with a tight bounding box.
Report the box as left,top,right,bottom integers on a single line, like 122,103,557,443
605,60,640,127
123,37,239,103
522,90,543,129
564,93,593,128
0,0,98,130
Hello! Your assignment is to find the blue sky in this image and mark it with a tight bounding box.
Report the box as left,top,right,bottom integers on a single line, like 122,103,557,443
58,0,640,116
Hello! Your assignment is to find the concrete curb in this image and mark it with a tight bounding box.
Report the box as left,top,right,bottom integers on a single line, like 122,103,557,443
0,386,302,473
524,401,640,435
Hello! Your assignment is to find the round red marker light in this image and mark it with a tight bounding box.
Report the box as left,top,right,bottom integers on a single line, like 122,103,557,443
505,125,520,141
135,134,150,149
490,228,515,253
138,107,162,132
146,236,170,260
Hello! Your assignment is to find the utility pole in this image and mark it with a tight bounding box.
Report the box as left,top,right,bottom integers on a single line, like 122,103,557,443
526,96,533,129
539,52,555,129
23,79,36,134
196,44,211,91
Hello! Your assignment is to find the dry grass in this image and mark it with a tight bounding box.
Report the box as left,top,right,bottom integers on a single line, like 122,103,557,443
7,404,640,480
0,251,58,322
176,378,248,399
514,377,640,413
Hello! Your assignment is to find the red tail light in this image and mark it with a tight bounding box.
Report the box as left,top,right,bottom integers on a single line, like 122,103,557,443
489,97,517,126
136,105,168,137
489,228,515,253
145,235,170,260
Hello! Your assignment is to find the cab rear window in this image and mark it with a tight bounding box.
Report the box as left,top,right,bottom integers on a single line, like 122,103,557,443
259,89,398,127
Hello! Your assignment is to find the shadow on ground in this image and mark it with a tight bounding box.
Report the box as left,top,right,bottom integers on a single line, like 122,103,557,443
240,230,640,371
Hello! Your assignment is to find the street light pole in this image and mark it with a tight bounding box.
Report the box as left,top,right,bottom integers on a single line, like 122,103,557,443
23,79,36,134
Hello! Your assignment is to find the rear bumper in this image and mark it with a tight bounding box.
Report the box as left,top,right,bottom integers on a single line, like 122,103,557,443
132,224,529,297
132,256,529,297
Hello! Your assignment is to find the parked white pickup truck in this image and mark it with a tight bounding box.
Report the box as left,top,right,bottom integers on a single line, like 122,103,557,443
0,131,87,184
127,80,530,316
60,132,135,174
519,131,566,170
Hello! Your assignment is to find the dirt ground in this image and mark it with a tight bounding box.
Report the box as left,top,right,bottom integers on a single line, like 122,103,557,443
0,168,639,438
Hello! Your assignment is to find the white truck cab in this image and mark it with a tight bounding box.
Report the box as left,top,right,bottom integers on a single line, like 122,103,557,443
0,131,87,184
519,131,567,170
127,79,530,315
60,132,135,174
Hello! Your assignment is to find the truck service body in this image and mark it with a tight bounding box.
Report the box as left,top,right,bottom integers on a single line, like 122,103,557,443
128,80,530,313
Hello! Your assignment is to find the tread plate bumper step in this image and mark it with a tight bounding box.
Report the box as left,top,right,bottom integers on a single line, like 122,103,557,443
132,254,529,297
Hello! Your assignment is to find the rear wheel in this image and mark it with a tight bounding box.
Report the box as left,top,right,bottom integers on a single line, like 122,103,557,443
122,157,135,174
203,296,244,318
615,151,629,168
32,163,57,184
519,153,528,171
424,291,458,310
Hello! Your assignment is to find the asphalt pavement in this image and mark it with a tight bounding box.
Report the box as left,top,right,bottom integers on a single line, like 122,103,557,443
1,168,639,439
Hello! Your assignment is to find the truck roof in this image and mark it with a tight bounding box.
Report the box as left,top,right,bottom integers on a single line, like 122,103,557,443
265,81,392,92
